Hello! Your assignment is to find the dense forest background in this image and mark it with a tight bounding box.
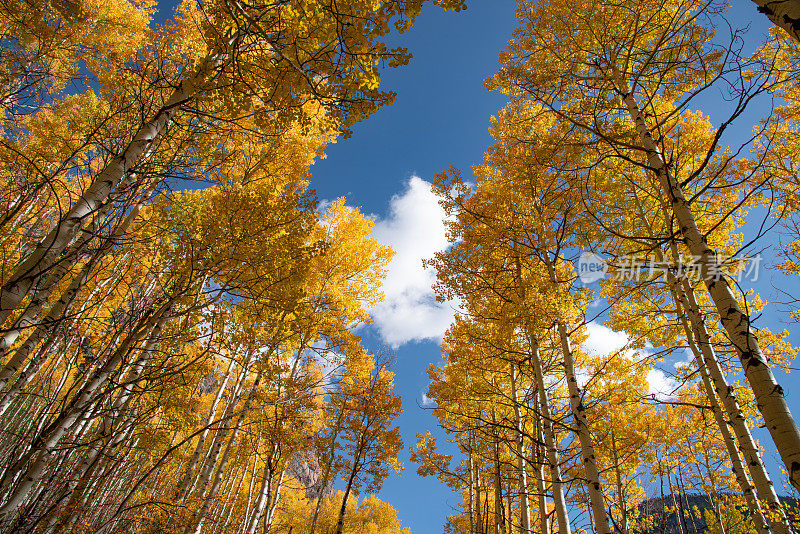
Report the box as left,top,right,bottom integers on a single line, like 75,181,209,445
2,0,800,533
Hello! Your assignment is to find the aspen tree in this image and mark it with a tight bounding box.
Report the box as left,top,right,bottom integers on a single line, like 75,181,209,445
334,351,403,534
427,102,614,532
509,362,532,534
0,102,396,530
605,146,790,533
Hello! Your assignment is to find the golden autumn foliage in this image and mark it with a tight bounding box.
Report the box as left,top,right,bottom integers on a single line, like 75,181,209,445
5,0,800,533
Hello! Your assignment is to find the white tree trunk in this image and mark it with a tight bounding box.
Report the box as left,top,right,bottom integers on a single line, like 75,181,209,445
510,364,532,534
542,251,611,534
664,267,774,534
0,176,153,397
239,439,261,534
609,430,629,534
245,451,277,534
555,319,611,534
0,170,144,357
534,418,550,534
0,257,134,419
309,407,346,534
679,276,794,533
175,358,235,500
527,336,572,534
185,368,263,534
262,467,286,534
613,67,800,494
0,307,168,523
490,405,507,534
476,455,485,534
468,449,476,534
185,361,249,500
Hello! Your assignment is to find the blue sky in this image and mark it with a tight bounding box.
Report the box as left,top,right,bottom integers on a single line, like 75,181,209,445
310,4,519,530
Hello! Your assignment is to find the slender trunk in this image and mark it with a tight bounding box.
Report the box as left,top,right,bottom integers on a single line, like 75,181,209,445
0,171,144,362
678,466,700,534
477,465,485,534
563,334,607,526
185,361,249,501
671,280,773,534
527,338,571,534
262,467,286,534
510,364,531,534
539,253,610,534
683,277,792,526
175,358,235,500
239,434,261,534
43,411,138,534
310,409,346,534
631,185,775,534
491,406,507,534
535,416,550,534
0,307,168,523
49,332,152,523
507,486,514,534
218,462,248,534
667,471,687,534
335,455,361,534
469,449,476,534
186,368,264,534
209,462,242,534
703,460,727,534
0,268,121,418
658,458,667,534
245,447,281,534
334,406,376,534
672,473,691,534
513,258,570,534
610,429,628,534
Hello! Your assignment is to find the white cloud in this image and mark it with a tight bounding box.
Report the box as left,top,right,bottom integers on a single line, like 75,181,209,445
369,176,457,347
647,368,678,400
583,322,629,357
421,393,436,407
316,198,332,212
575,368,591,389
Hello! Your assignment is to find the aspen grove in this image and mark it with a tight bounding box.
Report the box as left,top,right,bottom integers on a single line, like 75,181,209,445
413,1,800,534
3,0,800,534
